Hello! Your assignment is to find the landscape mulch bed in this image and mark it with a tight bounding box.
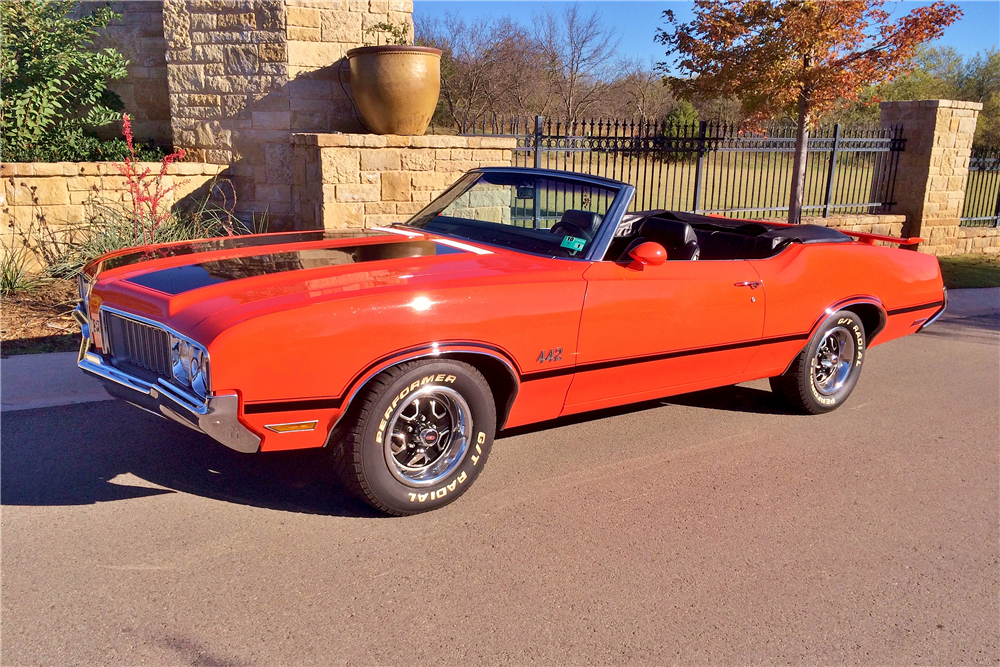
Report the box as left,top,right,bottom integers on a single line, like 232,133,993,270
1,279,81,357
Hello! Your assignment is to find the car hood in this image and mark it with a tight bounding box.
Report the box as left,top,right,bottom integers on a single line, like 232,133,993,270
87,227,574,339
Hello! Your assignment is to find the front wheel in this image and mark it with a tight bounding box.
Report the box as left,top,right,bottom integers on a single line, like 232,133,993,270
332,359,496,515
770,309,866,414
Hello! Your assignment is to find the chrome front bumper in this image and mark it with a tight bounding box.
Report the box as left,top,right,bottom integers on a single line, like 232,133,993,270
75,306,260,454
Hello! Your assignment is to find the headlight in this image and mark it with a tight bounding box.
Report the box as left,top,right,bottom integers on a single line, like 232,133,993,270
170,336,210,399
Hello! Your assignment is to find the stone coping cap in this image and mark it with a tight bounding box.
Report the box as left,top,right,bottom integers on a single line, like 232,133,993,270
292,133,518,149
879,99,984,111
801,214,906,226
1,162,227,177
957,227,1000,236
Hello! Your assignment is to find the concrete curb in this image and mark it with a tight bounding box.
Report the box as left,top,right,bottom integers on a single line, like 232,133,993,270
1,351,113,412
942,286,1000,318
2,288,997,413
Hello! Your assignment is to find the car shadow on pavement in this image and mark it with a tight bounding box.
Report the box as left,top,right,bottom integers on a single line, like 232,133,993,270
500,384,793,438
920,313,1000,343
664,384,796,414
0,400,381,518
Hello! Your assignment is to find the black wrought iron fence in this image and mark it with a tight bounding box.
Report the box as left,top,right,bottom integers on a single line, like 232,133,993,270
456,115,905,219
960,146,1000,227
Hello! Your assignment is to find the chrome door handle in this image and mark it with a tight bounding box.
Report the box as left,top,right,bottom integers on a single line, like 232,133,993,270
734,281,762,290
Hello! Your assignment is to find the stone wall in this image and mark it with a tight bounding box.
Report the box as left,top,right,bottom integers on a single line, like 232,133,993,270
956,227,1000,255
83,1,172,145
1,162,228,258
291,134,516,229
880,100,982,255
161,0,414,224
801,214,906,240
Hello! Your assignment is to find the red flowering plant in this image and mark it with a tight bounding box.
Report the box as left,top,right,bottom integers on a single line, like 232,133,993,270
14,114,250,280
114,113,189,245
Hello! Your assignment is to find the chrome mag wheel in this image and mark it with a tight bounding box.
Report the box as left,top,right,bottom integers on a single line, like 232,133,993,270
383,385,472,487
812,326,857,396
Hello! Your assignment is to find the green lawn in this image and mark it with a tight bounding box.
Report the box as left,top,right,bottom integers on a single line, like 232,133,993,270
526,151,886,218
516,148,999,222
938,254,1000,289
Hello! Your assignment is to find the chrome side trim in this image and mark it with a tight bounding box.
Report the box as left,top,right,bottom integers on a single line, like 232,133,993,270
918,286,948,331
79,351,260,453
808,296,887,341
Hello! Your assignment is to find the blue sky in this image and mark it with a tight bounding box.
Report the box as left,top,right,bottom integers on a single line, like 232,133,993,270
413,1,1000,71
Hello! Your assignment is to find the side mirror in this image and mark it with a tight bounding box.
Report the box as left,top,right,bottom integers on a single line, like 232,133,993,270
627,241,667,270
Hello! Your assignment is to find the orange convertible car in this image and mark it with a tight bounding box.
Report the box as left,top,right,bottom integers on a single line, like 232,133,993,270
76,168,946,514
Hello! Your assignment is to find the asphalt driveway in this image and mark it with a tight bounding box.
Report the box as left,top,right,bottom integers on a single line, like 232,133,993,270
2,304,997,665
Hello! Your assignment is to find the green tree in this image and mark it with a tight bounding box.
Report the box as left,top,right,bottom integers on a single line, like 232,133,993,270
663,99,699,127
658,0,960,223
1,1,128,160
832,47,1000,145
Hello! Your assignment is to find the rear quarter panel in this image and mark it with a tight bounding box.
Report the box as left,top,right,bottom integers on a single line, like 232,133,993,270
745,242,943,377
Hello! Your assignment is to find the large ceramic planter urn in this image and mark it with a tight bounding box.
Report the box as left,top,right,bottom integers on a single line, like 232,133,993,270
346,45,442,135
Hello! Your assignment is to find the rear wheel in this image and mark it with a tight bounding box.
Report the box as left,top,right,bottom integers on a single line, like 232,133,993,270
332,359,496,515
770,309,866,414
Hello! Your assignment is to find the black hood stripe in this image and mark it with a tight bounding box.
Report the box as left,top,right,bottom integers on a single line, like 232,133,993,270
97,229,389,273
125,241,465,295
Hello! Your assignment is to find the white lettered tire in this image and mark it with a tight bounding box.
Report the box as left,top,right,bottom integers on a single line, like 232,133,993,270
770,309,866,415
332,359,496,515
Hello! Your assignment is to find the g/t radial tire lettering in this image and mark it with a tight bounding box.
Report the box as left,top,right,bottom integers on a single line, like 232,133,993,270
769,309,867,415
330,359,496,516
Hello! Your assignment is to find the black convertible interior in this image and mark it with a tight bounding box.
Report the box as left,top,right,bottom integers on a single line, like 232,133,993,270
603,210,852,262
419,207,851,263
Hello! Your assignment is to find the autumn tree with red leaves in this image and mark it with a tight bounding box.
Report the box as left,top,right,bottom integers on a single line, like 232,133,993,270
657,0,961,223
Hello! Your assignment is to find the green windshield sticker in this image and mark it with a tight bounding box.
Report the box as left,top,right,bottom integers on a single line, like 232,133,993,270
560,235,587,251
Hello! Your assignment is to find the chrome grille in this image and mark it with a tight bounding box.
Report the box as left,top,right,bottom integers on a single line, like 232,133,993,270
103,311,172,377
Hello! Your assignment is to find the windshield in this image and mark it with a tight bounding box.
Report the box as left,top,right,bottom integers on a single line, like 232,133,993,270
403,172,621,258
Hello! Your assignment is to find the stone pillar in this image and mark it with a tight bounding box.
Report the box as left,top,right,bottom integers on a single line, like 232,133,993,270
292,134,516,230
162,0,414,225
163,0,290,219
85,1,172,145
880,99,982,255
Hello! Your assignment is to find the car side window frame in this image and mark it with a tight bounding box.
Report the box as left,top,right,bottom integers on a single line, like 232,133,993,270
584,183,636,262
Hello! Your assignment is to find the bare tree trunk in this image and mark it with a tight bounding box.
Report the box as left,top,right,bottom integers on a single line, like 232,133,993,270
789,92,811,225
788,92,810,225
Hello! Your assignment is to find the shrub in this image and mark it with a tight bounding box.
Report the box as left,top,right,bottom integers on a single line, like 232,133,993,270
0,241,40,296
19,184,253,281
365,21,410,46
0,1,132,161
5,132,165,163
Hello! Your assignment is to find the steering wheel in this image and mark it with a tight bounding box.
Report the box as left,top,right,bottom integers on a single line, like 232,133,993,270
549,221,593,242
